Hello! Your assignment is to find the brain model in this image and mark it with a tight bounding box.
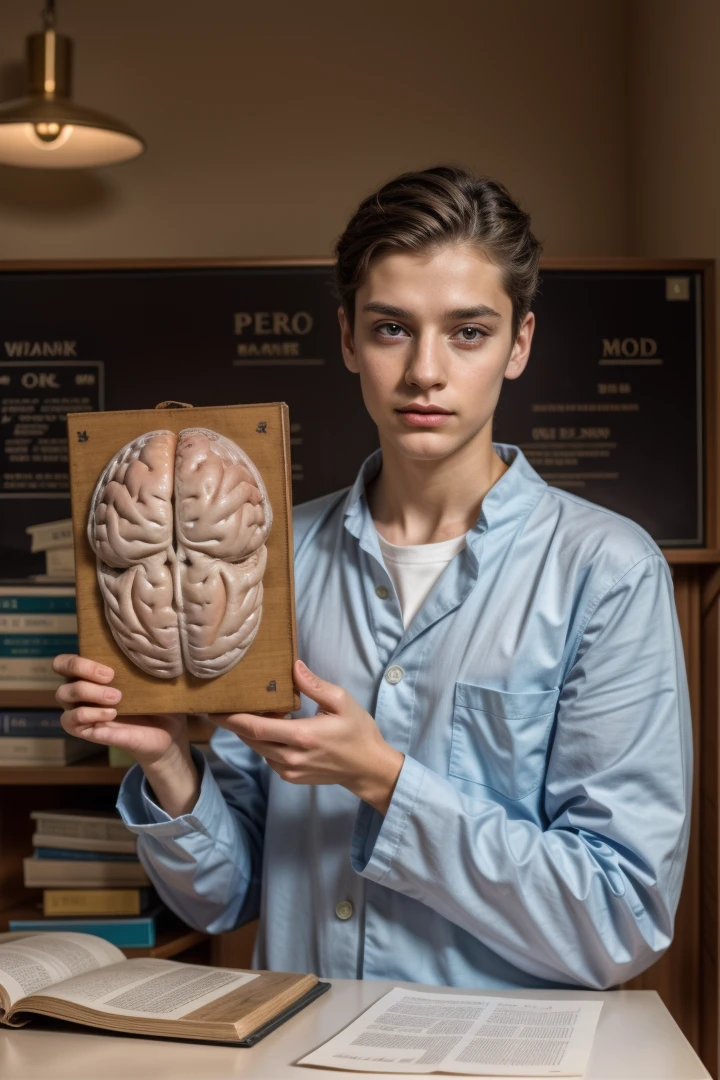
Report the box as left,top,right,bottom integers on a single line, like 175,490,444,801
87,428,272,679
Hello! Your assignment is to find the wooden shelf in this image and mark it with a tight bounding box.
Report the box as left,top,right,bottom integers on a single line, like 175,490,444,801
663,549,720,564
0,690,60,709
0,762,130,785
123,928,209,959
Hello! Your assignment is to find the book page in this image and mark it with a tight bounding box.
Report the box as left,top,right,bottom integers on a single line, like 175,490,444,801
0,932,124,1010
31,958,259,1021
0,933,42,945
298,988,603,1076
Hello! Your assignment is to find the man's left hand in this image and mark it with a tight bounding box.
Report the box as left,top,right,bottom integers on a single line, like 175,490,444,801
215,660,404,815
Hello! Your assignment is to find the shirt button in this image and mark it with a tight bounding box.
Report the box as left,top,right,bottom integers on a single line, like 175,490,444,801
385,665,405,685
375,585,389,600
335,901,353,920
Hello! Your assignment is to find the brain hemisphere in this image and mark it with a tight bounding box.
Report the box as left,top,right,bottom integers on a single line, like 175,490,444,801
89,430,176,567
174,430,269,560
88,428,272,679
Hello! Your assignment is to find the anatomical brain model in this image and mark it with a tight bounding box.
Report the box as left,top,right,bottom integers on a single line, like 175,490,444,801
87,428,272,679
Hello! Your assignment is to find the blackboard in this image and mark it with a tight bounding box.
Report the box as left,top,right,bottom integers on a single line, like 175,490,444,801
0,260,708,578
496,267,706,548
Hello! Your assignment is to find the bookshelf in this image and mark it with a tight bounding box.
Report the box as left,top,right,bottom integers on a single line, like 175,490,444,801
0,762,130,785
0,749,213,963
123,929,209,960
0,904,209,960
0,691,59,710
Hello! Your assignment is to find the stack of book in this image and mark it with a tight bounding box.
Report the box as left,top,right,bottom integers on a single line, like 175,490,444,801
0,708,102,765
19,809,165,947
0,583,78,694
26,517,75,581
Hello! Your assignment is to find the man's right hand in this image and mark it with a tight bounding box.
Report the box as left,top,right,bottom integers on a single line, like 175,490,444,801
53,653,189,770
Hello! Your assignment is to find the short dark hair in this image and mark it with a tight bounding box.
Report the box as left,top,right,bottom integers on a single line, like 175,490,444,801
334,165,542,339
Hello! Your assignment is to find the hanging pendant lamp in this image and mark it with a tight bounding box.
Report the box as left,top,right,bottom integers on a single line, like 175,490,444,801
0,0,145,168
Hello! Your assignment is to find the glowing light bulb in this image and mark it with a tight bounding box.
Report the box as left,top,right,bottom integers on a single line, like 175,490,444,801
23,121,74,150
34,120,64,142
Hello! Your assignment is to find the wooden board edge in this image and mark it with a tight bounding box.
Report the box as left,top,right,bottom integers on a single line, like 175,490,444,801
279,403,301,711
0,256,714,273
702,261,719,550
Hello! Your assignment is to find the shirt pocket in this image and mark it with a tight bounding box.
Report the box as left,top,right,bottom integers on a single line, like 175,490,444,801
449,682,560,800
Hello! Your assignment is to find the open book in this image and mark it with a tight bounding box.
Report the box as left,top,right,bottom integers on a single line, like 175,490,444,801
0,930,325,1044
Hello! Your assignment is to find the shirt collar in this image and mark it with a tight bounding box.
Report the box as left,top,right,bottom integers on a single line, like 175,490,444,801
343,442,547,545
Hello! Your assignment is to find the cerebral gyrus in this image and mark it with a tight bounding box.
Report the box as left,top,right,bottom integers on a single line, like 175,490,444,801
87,428,272,679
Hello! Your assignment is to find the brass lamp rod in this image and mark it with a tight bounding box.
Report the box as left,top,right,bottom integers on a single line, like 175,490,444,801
28,0,72,100
42,1,57,30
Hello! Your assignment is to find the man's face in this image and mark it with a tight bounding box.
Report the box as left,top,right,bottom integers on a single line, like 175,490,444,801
339,243,534,463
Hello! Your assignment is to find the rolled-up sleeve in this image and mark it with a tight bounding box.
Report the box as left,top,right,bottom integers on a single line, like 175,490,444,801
352,554,692,989
116,729,270,934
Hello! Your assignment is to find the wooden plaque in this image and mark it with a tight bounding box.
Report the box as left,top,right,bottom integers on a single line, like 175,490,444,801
67,402,299,715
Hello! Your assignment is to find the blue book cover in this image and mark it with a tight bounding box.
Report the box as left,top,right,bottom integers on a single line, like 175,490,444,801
0,711,64,736
34,848,140,862
0,634,78,658
8,905,164,948
0,594,76,614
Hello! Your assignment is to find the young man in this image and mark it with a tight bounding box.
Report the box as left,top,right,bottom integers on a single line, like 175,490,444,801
54,166,691,991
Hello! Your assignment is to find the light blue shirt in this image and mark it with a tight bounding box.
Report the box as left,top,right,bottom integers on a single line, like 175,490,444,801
116,442,692,990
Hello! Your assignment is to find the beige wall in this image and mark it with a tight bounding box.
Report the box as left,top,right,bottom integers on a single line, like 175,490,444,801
0,0,630,259
629,0,720,262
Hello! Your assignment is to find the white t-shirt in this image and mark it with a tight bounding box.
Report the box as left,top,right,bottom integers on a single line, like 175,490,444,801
376,530,467,629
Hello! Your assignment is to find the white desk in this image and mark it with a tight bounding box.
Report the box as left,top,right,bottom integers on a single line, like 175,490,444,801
0,980,710,1080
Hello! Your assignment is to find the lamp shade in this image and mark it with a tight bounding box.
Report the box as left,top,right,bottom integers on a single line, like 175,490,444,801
0,28,145,168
